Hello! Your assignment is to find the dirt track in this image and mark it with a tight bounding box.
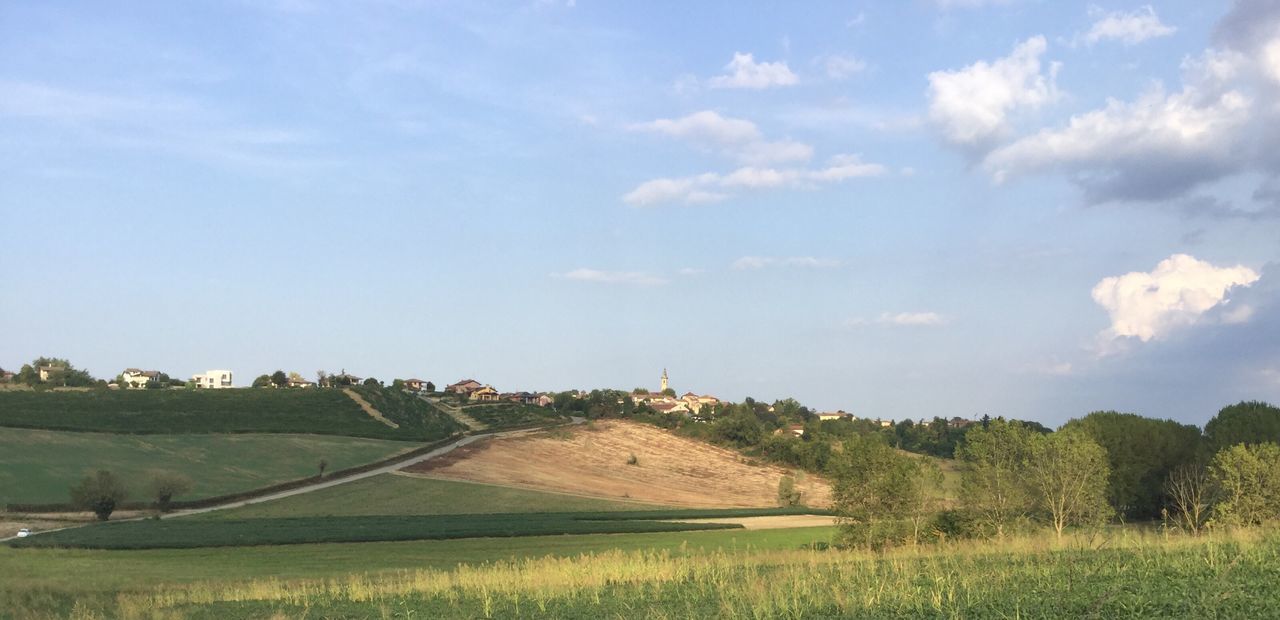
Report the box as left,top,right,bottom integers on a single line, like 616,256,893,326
405,420,832,508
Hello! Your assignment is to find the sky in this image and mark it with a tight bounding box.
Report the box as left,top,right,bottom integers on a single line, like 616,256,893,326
2,0,1279,428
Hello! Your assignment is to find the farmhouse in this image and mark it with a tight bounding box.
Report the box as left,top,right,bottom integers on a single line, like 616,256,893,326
287,377,316,388
503,391,537,405
328,371,363,386
468,385,500,402
402,378,429,392
120,368,162,388
446,379,483,395
37,364,65,382
817,411,854,421
192,370,233,389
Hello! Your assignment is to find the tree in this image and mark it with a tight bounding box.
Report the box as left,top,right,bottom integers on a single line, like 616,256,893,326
287,371,305,386
391,378,405,390
251,374,272,388
425,381,436,393
1166,464,1213,534
316,370,328,387
1063,411,1201,519
711,411,763,448
1204,401,1280,452
1024,429,1111,539
147,472,193,513
1210,442,1280,526
363,377,380,387
907,458,945,544
270,370,287,388
956,420,1037,537
70,471,128,521
830,435,922,549
318,459,329,478
777,474,802,506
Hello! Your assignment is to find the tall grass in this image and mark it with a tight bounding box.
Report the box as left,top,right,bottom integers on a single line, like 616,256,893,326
15,527,1276,619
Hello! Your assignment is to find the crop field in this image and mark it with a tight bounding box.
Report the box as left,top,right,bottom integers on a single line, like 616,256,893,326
3,528,1274,618
0,429,420,504
202,473,663,519
11,508,825,550
0,386,462,441
462,403,566,430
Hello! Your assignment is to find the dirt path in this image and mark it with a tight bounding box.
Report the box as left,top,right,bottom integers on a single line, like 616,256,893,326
423,395,488,431
343,388,399,428
406,420,832,508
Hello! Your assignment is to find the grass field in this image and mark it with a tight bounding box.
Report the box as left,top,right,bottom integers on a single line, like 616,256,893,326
3,527,1275,618
0,526,836,615
201,474,663,519
11,508,826,549
0,429,421,505
0,386,463,441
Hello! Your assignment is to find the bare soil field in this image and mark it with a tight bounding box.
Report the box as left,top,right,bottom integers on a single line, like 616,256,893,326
405,420,832,508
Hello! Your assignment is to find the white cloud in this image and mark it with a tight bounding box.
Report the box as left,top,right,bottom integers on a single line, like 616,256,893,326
554,268,667,286
709,52,799,89
631,110,812,165
927,36,1059,148
1079,6,1176,47
623,155,887,206
983,50,1252,202
1091,253,1260,345
846,312,950,328
732,256,842,270
823,54,868,80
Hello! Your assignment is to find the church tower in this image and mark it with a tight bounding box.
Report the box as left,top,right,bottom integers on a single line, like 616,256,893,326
660,368,669,393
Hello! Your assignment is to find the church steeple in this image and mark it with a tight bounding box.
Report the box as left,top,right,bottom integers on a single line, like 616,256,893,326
660,368,669,393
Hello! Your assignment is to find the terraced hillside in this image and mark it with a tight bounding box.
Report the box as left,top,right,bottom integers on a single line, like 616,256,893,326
0,386,463,441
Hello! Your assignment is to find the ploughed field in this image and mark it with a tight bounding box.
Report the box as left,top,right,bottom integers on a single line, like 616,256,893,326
408,419,833,507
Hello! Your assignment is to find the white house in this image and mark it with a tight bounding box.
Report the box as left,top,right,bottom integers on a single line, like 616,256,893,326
121,368,162,388
192,370,233,389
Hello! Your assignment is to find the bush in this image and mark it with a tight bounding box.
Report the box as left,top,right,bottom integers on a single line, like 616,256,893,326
70,471,128,521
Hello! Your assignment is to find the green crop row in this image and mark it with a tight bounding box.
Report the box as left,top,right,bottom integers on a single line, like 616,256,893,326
8,511,774,549
0,387,462,441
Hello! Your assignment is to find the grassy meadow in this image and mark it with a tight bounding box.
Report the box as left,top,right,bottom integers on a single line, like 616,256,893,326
0,386,462,441
3,527,1274,618
0,430,420,505
462,402,566,430
200,474,663,519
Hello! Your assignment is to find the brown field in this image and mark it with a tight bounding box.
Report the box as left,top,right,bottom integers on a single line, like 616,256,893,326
404,420,832,508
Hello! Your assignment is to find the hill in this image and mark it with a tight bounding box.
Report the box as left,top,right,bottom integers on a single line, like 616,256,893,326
0,386,463,441
407,420,833,508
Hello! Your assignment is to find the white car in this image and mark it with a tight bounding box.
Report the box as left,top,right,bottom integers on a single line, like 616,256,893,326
15,528,30,538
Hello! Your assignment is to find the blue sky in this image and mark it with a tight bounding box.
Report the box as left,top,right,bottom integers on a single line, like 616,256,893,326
2,0,1278,427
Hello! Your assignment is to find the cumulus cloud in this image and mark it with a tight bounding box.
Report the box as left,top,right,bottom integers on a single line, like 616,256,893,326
927,36,1059,149
623,155,887,206
553,268,667,286
1091,253,1260,346
1078,6,1176,47
732,256,842,270
983,49,1253,203
631,111,813,165
709,53,799,89
846,312,950,327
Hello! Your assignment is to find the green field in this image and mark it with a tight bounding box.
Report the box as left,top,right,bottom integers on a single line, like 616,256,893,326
0,386,463,441
0,429,421,505
202,474,662,519
463,402,567,430
3,527,1275,618
12,508,826,549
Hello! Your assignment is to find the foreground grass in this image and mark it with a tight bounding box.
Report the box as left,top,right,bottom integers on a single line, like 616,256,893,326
0,387,461,441
0,430,419,504
0,527,835,614
201,474,663,519
12,509,825,549
4,528,1275,618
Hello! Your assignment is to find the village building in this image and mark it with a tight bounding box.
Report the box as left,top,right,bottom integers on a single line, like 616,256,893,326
120,368,162,388
445,379,483,395
37,364,65,382
401,378,429,392
192,370,233,389
468,385,500,402
817,411,855,421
